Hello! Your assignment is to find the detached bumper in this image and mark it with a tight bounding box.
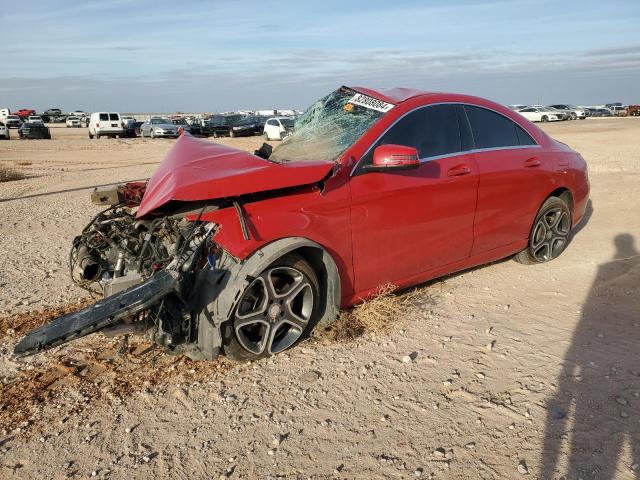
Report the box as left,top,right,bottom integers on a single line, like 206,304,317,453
13,270,178,356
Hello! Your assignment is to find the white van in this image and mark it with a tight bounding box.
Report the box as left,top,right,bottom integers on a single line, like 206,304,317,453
88,112,124,139
0,108,10,121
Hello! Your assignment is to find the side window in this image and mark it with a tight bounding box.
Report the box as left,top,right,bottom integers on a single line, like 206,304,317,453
514,124,536,146
99,113,109,121
464,105,519,148
365,104,462,162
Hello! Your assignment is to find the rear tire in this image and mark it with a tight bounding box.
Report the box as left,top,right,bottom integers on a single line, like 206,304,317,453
222,253,322,362
541,115,548,122
514,196,572,265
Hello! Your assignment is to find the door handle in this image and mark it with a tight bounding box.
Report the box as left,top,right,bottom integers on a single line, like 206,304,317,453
524,157,541,168
447,165,471,177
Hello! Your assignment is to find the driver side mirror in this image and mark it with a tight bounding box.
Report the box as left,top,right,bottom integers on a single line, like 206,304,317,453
365,144,420,172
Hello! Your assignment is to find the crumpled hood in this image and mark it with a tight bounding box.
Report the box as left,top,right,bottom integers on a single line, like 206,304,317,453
136,135,333,217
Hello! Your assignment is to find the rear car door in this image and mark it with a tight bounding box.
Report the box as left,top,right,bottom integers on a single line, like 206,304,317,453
462,105,551,254
349,104,479,294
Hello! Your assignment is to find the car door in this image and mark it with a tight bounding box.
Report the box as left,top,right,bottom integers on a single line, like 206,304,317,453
462,105,552,254
349,104,479,294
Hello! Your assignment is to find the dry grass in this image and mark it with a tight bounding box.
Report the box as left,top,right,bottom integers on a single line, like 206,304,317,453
14,160,32,166
314,284,422,343
0,165,26,182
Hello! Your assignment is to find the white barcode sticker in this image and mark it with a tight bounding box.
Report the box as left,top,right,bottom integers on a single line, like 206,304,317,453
347,93,395,113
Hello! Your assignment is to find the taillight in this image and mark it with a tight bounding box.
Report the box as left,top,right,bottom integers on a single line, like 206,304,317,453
96,123,99,128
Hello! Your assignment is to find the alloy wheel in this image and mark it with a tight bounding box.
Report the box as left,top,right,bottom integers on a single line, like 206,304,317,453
234,266,314,355
530,207,570,262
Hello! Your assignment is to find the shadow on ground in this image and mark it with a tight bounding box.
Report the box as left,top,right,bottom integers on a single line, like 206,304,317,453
542,233,640,479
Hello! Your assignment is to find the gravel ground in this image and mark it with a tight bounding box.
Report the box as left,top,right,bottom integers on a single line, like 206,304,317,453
0,118,639,479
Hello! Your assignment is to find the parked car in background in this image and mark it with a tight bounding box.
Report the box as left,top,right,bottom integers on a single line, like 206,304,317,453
28,115,44,124
4,115,23,128
14,109,36,119
589,108,613,117
13,86,590,362
548,104,587,120
543,107,570,121
0,122,10,140
610,106,628,116
516,107,561,122
140,117,179,138
120,117,138,137
508,104,528,111
41,108,66,123
627,105,640,116
18,122,51,139
66,116,82,128
171,117,191,133
69,110,87,118
88,112,124,139
263,117,295,140
228,115,261,137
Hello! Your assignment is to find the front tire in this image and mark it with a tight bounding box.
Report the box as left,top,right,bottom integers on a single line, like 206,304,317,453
514,196,572,265
541,115,548,122
222,254,321,361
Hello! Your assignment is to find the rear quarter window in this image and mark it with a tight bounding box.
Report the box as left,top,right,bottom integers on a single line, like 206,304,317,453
464,105,519,149
514,124,537,146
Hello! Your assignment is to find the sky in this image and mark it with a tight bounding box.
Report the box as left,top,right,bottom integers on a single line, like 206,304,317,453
1,0,639,112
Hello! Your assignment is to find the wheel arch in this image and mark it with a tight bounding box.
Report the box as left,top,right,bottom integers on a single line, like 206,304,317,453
191,237,340,360
546,187,574,216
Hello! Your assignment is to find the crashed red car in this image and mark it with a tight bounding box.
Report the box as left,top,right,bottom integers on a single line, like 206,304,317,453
15,86,589,361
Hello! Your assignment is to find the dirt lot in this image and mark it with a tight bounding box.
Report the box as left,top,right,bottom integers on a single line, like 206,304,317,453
0,118,638,479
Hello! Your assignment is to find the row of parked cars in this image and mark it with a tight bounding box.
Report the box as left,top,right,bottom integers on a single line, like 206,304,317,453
85,112,298,140
508,103,639,122
0,116,52,139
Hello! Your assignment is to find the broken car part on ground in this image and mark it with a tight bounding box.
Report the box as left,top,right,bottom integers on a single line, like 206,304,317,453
14,86,589,361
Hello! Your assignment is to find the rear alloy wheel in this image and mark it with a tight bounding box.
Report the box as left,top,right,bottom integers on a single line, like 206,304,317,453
515,196,572,264
223,254,321,361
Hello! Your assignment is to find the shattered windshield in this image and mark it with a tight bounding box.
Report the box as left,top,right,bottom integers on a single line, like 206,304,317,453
269,87,391,163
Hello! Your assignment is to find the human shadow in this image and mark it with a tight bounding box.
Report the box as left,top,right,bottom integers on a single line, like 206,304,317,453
542,233,640,479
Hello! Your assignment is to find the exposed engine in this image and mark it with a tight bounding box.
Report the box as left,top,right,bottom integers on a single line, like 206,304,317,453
13,182,218,357
70,206,189,295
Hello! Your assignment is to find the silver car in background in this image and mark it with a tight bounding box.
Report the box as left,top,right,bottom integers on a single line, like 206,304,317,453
140,117,180,138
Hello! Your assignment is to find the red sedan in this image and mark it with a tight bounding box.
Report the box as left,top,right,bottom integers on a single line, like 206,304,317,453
16,86,589,362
